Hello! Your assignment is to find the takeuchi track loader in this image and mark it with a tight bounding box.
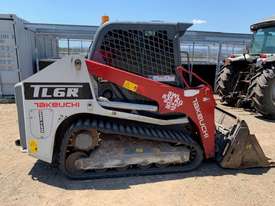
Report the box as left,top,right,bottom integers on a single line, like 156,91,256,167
15,21,272,179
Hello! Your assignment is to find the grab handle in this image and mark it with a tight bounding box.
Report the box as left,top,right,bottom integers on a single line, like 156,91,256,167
176,66,211,89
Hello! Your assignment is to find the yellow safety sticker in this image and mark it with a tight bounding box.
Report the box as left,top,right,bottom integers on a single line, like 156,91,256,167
246,144,252,150
28,138,38,153
135,148,144,153
123,80,138,92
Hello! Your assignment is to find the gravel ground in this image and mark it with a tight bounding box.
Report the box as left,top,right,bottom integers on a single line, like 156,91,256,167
0,103,275,206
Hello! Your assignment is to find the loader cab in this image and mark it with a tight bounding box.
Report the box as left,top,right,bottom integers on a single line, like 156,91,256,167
88,22,192,76
87,22,192,104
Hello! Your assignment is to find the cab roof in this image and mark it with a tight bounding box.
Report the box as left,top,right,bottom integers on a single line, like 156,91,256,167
251,16,275,31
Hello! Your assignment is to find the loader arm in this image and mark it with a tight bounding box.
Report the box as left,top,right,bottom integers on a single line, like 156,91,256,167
86,59,216,158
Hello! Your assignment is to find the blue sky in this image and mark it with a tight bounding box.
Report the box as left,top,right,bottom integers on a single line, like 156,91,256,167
1,0,275,33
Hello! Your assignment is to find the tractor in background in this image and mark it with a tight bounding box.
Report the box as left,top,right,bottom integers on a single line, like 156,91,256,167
216,16,275,119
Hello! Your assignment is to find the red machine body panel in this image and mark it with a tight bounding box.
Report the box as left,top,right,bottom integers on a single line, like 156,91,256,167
86,60,216,158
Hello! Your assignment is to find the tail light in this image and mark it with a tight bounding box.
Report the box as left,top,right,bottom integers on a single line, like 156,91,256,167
260,53,267,58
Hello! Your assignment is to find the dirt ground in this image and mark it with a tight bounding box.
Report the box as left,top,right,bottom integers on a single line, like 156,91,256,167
0,103,275,206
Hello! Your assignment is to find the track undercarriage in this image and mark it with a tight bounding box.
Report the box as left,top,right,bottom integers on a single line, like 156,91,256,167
59,118,203,179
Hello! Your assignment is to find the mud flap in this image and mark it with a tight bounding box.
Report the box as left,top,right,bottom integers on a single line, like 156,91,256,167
215,107,272,169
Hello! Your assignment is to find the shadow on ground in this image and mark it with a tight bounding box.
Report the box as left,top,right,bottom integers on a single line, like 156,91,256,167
217,101,275,123
28,160,270,191
254,115,275,123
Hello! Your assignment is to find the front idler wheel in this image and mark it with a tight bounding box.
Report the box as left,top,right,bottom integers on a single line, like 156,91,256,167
65,151,88,176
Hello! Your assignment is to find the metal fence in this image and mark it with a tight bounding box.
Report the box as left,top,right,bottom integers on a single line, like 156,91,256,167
28,23,251,68
180,41,248,65
58,39,92,57
54,39,249,68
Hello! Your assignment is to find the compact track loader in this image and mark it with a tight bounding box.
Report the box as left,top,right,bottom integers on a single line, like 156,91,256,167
15,21,272,179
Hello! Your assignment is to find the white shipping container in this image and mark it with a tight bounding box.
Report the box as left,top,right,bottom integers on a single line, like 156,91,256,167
0,14,35,96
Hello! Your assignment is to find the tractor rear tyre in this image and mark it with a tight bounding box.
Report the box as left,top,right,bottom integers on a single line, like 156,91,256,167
215,64,239,106
248,68,275,119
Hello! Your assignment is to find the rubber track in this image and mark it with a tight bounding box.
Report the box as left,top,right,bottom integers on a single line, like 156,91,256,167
59,118,203,179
